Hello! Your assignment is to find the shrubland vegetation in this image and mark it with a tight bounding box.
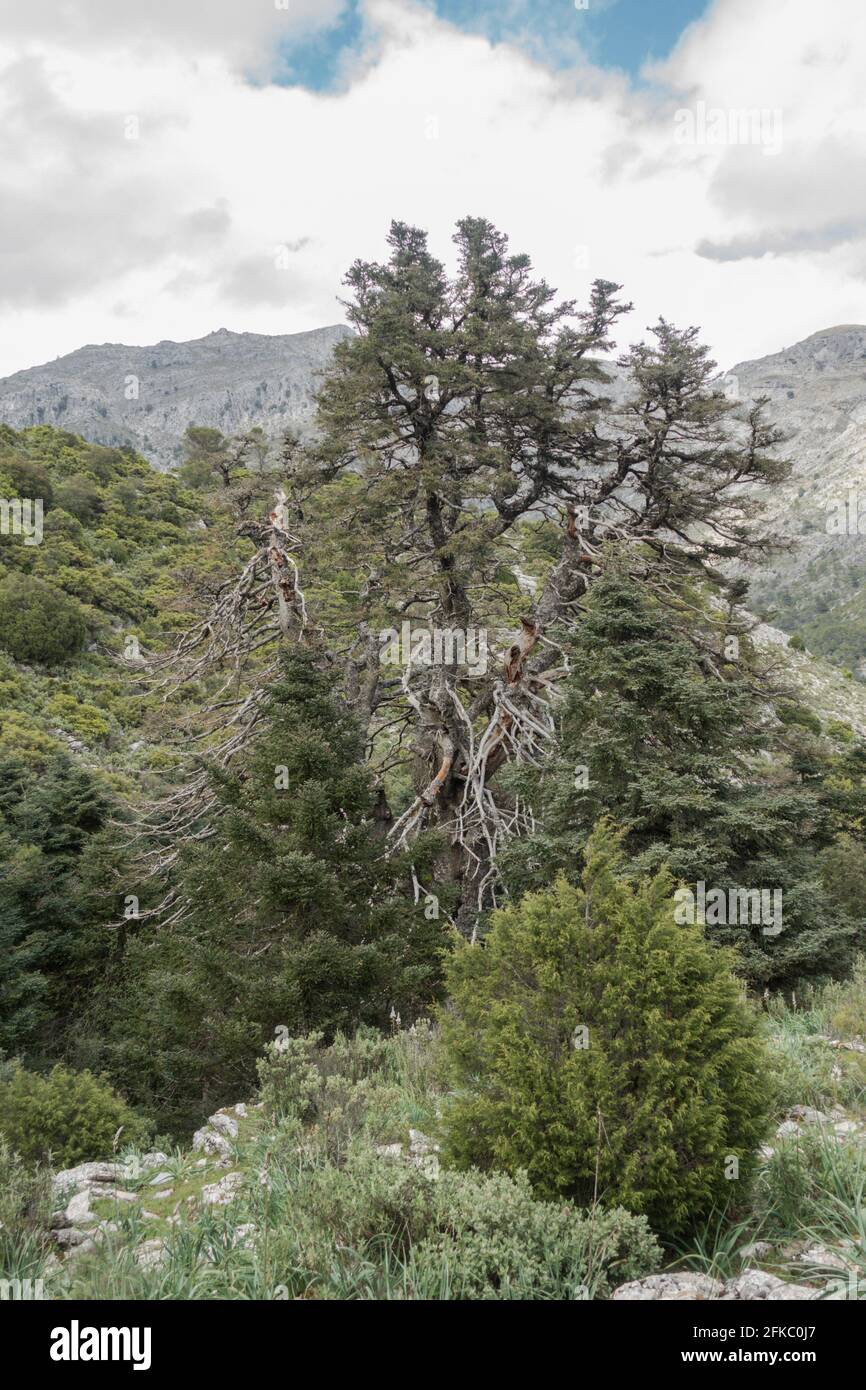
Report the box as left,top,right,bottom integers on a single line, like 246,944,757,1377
1,219,865,1299
753,549,866,675
0,991,864,1300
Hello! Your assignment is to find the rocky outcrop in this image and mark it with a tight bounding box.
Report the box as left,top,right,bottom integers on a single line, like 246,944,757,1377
759,1103,866,1160
52,1160,129,1198
201,1172,244,1207
192,1103,247,1161
375,1127,441,1177
45,1110,253,1270
612,1272,820,1301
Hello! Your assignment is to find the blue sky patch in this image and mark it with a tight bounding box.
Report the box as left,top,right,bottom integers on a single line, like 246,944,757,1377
275,0,711,92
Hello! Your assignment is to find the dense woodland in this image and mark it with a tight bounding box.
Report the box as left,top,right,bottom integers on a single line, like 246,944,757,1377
2,220,866,1298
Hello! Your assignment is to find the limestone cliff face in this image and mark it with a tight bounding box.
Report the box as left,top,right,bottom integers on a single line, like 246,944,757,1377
725,325,866,543
721,326,866,674
0,323,352,471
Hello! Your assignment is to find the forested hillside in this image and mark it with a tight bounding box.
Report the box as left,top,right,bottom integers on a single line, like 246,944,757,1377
2,219,866,1302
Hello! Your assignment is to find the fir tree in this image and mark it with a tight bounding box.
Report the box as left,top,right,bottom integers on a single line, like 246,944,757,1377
310,226,788,931
98,647,448,1131
0,753,110,1056
499,567,866,986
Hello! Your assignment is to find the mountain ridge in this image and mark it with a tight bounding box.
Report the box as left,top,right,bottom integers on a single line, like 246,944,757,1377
0,323,352,471
3,317,866,672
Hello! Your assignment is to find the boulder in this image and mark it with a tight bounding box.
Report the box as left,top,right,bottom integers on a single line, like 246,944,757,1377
52,1161,121,1198
192,1127,232,1159
375,1142,403,1160
833,1120,860,1136
64,1189,95,1226
722,1271,818,1301
208,1111,239,1139
792,1243,856,1273
614,1270,820,1301
612,1273,725,1301
201,1171,244,1207
408,1129,439,1156
138,1151,170,1170
786,1105,830,1125
53,1227,90,1249
738,1241,773,1262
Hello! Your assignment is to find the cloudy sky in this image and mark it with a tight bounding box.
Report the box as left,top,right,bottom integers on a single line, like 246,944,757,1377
0,0,864,377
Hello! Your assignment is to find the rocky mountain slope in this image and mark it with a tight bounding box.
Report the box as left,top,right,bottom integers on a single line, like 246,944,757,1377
2,318,865,670
754,620,866,735
722,326,866,674
0,324,351,471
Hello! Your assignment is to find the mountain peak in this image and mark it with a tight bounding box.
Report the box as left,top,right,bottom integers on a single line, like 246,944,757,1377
802,323,866,339
0,324,353,469
728,323,866,378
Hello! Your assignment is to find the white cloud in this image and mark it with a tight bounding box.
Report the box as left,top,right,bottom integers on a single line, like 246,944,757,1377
0,0,864,378
0,0,346,71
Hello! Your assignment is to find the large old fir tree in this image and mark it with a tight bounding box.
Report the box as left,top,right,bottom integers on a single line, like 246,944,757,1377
140,217,788,938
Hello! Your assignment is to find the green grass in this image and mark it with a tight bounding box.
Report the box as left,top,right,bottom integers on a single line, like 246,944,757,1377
3,979,866,1301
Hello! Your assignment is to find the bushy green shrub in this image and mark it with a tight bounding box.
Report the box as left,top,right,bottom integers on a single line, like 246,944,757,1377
258,1027,395,1119
45,692,111,744
53,474,103,523
283,1150,660,1299
258,1032,410,1162
0,455,53,507
441,821,773,1235
0,573,86,664
0,1063,149,1167
0,1136,52,1269
417,1167,660,1299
